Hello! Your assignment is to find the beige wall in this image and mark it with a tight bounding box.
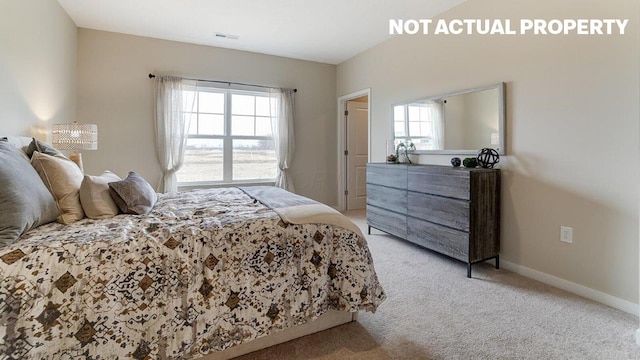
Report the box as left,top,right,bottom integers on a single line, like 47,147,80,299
462,88,499,150
443,95,466,149
0,0,77,139
337,0,640,304
77,29,337,205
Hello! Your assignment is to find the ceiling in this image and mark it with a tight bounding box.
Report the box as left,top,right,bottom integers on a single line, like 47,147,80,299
57,0,465,65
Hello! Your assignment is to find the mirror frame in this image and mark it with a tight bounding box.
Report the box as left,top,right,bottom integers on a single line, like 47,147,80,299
392,82,506,155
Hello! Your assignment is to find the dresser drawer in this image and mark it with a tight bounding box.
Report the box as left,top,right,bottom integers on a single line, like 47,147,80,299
367,164,407,189
408,166,470,200
407,217,469,262
366,162,499,277
408,191,470,231
367,205,407,239
367,184,407,214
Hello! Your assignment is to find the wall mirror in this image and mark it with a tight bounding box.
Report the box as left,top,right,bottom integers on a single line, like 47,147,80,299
393,82,505,155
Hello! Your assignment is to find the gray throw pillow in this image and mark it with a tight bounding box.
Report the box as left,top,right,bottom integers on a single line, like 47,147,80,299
0,136,30,159
108,172,157,215
26,138,62,158
0,142,59,246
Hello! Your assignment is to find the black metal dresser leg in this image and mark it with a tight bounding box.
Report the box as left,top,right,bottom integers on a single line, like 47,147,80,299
495,255,500,269
467,263,472,278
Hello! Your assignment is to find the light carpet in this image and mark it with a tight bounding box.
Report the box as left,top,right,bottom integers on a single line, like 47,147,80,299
235,210,640,360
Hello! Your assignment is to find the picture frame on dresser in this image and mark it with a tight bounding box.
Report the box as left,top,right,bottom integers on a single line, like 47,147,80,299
366,163,500,278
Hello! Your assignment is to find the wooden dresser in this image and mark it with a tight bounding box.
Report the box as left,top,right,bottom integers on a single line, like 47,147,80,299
366,163,500,277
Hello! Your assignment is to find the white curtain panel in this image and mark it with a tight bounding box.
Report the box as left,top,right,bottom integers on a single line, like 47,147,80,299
271,89,296,192
428,101,445,150
154,76,196,193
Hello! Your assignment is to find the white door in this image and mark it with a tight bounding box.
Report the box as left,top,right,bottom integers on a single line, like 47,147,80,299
346,101,368,210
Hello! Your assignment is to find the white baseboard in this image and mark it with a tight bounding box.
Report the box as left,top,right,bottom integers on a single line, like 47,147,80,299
501,260,639,317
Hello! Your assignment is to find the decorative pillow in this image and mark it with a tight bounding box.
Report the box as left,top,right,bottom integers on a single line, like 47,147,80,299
80,171,122,219
31,152,85,224
26,138,62,158
108,172,157,215
0,142,59,246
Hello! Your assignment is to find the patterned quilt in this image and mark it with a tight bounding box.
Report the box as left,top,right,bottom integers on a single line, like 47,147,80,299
0,188,385,359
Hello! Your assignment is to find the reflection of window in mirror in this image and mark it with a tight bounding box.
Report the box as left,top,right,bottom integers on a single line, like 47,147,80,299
393,101,444,150
393,106,406,137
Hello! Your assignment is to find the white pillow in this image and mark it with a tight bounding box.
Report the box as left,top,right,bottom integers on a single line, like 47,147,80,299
31,152,85,224
80,171,122,219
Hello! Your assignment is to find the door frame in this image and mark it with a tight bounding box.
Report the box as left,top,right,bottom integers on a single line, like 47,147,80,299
337,88,371,212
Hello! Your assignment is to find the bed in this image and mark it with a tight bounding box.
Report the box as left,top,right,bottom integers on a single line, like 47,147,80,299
0,183,385,359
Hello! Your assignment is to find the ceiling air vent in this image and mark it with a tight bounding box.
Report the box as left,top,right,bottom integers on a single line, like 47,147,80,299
214,32,239,40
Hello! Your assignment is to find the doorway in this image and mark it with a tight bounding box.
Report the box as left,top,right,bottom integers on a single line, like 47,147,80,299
337,89,371,211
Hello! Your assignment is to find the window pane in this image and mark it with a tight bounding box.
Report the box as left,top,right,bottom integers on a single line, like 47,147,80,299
232,116,255,136
232,139,277,180
198,91,224,113
183,90,197,112
178,139,223,183
255,96,273,116
198,114,224,135
393,105,405,121
232,94,255,115
255,117,273,136
186,113,198,135
394,106,406,136
394,121,405,137
410,121,432,137
408,106,420,121
419,107,429,121
409,122,422,137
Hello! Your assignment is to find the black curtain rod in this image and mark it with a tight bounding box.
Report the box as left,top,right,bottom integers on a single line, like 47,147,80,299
148,73,297,93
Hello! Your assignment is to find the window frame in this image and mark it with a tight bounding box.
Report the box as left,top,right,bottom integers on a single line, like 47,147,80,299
178,85,277,188
394,104,434,148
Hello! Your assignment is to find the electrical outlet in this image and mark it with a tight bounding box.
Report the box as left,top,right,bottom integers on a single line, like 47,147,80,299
560,226,573,243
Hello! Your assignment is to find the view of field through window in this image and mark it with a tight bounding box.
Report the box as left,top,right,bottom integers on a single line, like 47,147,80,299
394,104,435,150
177,90,278,184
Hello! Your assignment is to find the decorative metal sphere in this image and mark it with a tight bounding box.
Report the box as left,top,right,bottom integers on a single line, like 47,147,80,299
477,148,500,168
451,157,461,167
463,157,478,168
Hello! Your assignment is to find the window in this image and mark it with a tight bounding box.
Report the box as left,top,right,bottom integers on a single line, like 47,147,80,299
393,102,442,150
177,86,278,185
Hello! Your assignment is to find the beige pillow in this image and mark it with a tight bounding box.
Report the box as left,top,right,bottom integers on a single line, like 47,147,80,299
80,171,122,219
31,152,85,224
